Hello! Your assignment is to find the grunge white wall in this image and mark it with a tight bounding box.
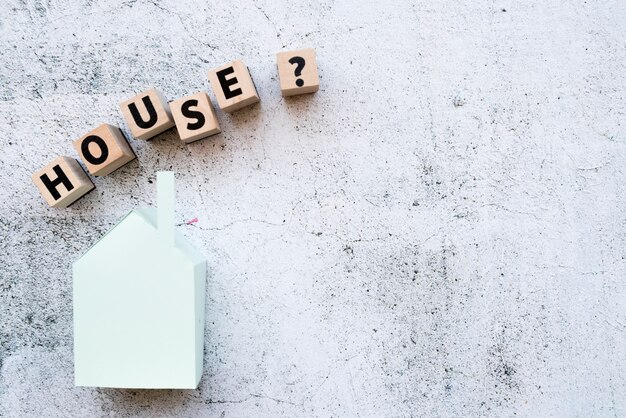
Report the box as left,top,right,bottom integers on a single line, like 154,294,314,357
1,0,625,416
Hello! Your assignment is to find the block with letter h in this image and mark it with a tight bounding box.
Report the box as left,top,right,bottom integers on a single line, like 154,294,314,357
32,157,95,208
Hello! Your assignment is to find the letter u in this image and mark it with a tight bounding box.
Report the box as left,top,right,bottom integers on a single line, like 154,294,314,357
128,96,158,129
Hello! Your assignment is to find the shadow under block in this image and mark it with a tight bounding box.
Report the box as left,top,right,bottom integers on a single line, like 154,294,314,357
73,124,136,176
207,60,260,112
32,156,95,208
120,87,175,140
170,92,221,143
276,48,320,97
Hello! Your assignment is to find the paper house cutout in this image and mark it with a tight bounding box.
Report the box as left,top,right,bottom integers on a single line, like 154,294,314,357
73,172,206,389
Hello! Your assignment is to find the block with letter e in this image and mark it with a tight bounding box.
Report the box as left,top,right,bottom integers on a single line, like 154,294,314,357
207,60,259,113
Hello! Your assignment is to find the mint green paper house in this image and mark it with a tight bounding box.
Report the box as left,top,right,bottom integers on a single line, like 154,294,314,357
73,172,206,389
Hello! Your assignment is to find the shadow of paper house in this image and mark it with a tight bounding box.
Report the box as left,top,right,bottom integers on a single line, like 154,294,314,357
73,172,206,389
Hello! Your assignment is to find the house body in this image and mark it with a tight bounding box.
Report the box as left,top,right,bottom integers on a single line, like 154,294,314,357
73,172,206,389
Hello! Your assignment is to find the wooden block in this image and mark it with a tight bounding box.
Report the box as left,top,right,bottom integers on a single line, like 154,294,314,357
73,123,136,176
276,48,320,97
120,87,175,140
170,92,221,143
32,156,95,208
207,60,260,112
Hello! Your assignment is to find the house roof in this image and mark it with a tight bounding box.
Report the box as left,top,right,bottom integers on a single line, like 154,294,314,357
75,207,205,266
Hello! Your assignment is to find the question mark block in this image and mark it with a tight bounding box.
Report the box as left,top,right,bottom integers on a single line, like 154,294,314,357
276,48,319,97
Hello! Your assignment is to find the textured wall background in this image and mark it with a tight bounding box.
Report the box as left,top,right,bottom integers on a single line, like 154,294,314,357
1,0,625,416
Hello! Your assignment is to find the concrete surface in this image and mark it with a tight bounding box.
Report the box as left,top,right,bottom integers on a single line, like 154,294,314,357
1,0,625,416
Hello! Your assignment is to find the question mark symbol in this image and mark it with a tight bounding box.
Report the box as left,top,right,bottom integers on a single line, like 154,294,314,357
288,56,306,87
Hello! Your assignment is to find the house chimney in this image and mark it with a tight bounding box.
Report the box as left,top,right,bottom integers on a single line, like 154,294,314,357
157,171,175,247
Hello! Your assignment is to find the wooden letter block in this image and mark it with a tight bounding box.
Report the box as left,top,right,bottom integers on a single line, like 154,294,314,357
120,87,175,140
32,156,95,208
207,60,260,112
170,92,221,143
276,48,320,96
73,123,136,176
